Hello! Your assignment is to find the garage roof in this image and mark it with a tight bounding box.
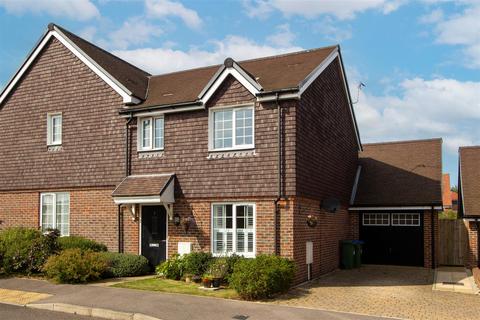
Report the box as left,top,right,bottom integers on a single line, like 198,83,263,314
459,146,480,217
352,138,442,207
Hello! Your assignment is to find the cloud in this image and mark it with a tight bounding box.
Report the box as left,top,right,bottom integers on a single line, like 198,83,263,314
266,24,295,47
107,17,162,50
354,77,480,154
422,3,480,68
113,35,303,74
145,0,202,29
315,17,353,43
0,0,99,21
243,0,405,20
418,8,443,24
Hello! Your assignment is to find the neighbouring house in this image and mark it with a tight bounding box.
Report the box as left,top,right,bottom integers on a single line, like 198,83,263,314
458,146,480,268
443,173,453,210
349,139,443,268
0,23,441,283
452,191,459,211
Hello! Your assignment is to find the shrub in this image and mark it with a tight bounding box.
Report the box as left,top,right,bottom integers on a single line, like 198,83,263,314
229,255,295,300
43,248,108,283
101,252,150,278
58,236,107,252
156,254,184,280
0,227,59,274
182,252,213,277
207,258,229,280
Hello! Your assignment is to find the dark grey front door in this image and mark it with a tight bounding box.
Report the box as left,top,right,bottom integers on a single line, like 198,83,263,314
141,205,167,267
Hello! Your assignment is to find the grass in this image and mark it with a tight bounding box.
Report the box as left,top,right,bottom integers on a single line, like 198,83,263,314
113,278,239,299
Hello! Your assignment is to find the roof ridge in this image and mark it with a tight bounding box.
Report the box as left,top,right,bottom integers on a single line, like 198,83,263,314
53,23,151,77
149,45,339,79
363,138,442,147
459,145,480,150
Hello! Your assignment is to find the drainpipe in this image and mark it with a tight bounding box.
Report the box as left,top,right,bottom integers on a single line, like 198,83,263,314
274,93,282,256
431,207,435,269
125,113,134,176
117,205,122,253
477,220,480,268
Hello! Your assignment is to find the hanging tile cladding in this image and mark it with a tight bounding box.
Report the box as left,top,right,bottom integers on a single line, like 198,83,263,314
130,76,297,198
0,38,126,191
296,58,358,203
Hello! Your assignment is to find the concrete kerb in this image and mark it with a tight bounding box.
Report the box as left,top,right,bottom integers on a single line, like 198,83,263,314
25,303,163,320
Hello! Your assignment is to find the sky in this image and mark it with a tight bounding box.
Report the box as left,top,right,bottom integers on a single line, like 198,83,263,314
0,0,479,187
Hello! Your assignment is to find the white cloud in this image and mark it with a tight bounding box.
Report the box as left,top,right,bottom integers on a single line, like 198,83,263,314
145,0,202,29
354,77,480,154
243,0,405,20
315,17,352,43
266,24,295,47
0,0,99,21
113,35,303,74
107,17,162,50
419,8,443,24
422,3,480,68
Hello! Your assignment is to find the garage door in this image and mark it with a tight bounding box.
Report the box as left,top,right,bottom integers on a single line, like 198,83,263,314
360,212,424,266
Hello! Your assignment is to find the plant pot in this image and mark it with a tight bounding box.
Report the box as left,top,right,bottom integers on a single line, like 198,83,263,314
192,275,202,283
212,278,221,288
202,279,212,288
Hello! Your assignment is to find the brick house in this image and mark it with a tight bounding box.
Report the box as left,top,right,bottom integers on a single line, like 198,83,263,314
458,147,480,268
0,24,441,282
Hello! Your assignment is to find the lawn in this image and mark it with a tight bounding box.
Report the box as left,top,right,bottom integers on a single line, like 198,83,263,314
113,278,239,299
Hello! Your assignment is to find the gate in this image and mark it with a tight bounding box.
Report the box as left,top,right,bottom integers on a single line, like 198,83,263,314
438,219,468,266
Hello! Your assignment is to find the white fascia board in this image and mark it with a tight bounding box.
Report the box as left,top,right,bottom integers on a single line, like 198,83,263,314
349,206,443,211
200,67,261,105
113,196,161,205
349,165,362,205
123,105,204,118
0,29,139,106
298,48,339,95
256,92,300,102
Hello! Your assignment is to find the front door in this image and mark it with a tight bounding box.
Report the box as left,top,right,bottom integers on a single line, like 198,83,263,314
141,205,167,267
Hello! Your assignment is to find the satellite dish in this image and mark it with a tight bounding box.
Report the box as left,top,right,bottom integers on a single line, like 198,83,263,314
321,198,340,213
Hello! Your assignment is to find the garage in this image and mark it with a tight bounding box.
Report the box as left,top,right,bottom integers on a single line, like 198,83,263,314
359,212,424,266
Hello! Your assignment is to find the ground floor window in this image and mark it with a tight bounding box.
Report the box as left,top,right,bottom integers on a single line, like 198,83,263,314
40,192,70,235
212,203,255,257
362,213,389,226
391,213,420,226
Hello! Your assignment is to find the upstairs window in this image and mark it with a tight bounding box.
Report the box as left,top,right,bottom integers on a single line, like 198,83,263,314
210,105,254,151
40,192,70,236
212,203,255,257
47,113,62,146
139,116,164,151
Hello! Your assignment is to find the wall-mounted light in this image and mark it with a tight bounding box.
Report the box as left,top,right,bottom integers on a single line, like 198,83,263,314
173,213,181,226
306,214,318,228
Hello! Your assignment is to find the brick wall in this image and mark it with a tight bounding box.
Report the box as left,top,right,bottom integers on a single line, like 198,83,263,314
465,221,479,268
423,210,439,268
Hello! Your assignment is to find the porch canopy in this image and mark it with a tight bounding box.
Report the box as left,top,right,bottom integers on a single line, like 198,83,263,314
112,174,175,205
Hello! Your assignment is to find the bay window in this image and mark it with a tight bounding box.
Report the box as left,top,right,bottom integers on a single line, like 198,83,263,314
212,203,255,257
40,192,70,236
139,116,164,151
210,105,254,150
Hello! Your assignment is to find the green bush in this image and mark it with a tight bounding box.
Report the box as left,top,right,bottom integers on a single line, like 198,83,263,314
43,248,108,283
230,255,295,300
0,227,59,274
206,258,229,279
58,236,107,252
156,254,184,280
182,252,213,277
101,252,150,278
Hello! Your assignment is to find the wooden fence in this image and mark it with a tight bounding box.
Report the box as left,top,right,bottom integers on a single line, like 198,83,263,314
438,219,468,266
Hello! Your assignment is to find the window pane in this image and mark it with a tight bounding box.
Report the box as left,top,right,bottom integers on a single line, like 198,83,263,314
56,193,70,236
237,231,245,253
142,119,151,148
52,115,62,144
214,110,233,149
235,108,253,146
41,195,54,232
247,232,254,252
154,118,164,149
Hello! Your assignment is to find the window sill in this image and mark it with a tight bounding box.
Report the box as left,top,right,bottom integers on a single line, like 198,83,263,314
47,145,63,152
138,150,164,159
207,149,256,160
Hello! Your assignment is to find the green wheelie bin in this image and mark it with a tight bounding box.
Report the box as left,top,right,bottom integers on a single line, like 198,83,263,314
352,240,364,268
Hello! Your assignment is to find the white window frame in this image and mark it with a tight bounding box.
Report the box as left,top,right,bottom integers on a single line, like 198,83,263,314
211,202,256,258
138,116,164,151
47,113,62,146
391,213,421,227
208,104,255,151
39,192,70,236
362,213,390,226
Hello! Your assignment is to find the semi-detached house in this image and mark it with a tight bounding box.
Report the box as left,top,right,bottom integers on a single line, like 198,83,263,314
0,23,442,283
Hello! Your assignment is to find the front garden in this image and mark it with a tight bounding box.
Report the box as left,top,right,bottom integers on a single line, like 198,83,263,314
0,227,296,300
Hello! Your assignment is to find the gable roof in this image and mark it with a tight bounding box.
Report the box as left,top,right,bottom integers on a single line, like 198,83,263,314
0,23,150,105
352,138,443,207
459,146,480,217
132,46,337,109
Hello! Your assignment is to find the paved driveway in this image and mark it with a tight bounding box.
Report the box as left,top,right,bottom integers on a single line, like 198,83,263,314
275,265,480,320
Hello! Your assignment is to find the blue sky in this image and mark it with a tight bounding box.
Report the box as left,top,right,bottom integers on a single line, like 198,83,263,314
1,0,479,186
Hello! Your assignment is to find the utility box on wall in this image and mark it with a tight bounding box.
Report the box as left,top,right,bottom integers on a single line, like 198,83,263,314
306,241,313,280
178,242,192,256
